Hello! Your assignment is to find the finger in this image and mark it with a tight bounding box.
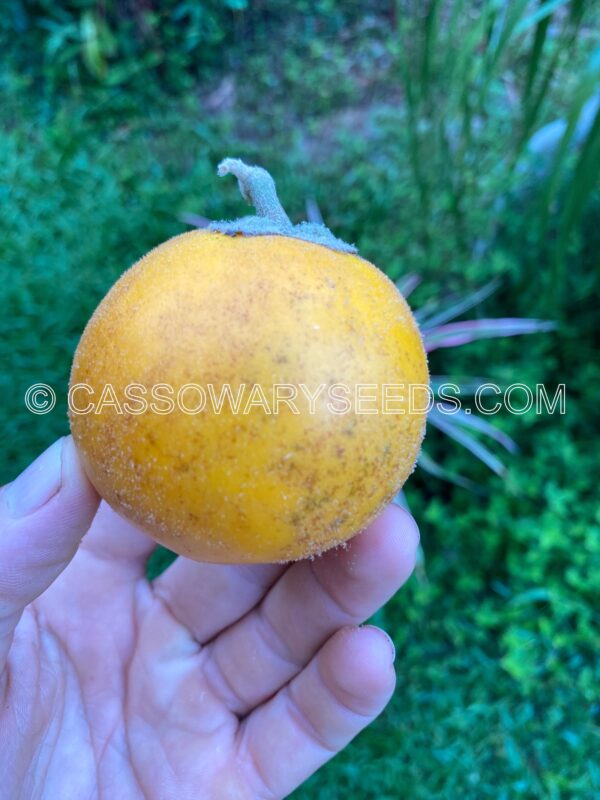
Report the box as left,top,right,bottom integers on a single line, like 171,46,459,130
80,501,156,574
0,437,99,670
238,625,396,800
153,557,284,643
201,505,417,714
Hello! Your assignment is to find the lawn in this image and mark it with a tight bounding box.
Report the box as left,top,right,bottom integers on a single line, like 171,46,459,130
1,3,599,797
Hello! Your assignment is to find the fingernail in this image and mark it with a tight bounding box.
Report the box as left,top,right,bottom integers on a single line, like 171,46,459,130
365,625,396,664
4,439,64,518
381,630,396,663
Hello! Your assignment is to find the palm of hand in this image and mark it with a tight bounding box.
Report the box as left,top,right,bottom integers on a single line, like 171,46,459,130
1,442,418,800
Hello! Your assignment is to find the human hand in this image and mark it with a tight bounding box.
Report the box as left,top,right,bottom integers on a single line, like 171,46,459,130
1,437,419,799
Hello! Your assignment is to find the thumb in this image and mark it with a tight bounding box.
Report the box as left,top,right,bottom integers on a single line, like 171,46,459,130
0,436,99,670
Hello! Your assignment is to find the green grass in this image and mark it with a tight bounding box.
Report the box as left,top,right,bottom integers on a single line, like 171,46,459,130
1,4,599,797
293,420,600,799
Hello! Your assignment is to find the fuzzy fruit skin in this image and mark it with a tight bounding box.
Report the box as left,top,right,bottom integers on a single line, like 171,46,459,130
69,231,428,563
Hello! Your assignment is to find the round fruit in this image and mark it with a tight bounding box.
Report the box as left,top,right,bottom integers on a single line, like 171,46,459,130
69,158,428,563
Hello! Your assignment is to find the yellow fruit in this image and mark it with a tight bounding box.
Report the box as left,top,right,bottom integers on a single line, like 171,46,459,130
69,159,428,563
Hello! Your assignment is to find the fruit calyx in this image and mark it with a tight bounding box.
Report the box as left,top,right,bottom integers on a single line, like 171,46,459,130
209,157,357,254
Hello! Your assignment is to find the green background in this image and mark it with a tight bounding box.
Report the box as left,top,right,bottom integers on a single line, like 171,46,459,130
1,2,599,797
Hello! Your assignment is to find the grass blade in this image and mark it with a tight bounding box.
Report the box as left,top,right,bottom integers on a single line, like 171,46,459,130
440,405,519,453
553,101,600,300
430,375,495,395
418,449,485,494
418,279,500,329
305,197,324,225
421,0,442,102
522,4,552,104
423,318,556,351
515,0,570,35
179,212,210,228
428,408,507,476
396,273,421,298
518,1,586,163
541,47,600,231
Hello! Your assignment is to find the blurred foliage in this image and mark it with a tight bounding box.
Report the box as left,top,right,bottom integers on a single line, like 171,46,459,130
298,421,600,798
2,0,241,88
1,1,382,92
1,1,599,798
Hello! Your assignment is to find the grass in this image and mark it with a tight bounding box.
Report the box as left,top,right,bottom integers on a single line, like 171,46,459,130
1,3,599,797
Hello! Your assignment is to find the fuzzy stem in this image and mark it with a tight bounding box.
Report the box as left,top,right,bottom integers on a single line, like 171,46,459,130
211,157,357,254
217,158,293,229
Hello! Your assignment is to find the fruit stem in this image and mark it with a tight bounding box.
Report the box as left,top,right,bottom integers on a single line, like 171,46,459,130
217,158,293,229
211,157,357,254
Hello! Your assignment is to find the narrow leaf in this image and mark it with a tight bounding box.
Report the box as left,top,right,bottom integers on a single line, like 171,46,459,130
305,197,324,225
509,588,552,606
523,8,551,103
418,449,485,494
419,279,500,329
414,297,442,323
515,0,570,35
541,48,600,230
554,101,600,282
430,375,496,396
424,318,556,351
428,408,506,476
396,273,421,298
437,404,519,453
179,212,210,228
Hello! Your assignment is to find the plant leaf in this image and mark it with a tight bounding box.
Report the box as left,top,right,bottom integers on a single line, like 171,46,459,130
418,279,500,329
305,197,324,225
541,47,600,232
414,297,441,323
423,318,556,351
515,0,571,36
428,408,506,476
430,375,496,395
554,99,600,285
436,405,519,453
396,273,421,298
418,449,485,494
179,212,210,228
